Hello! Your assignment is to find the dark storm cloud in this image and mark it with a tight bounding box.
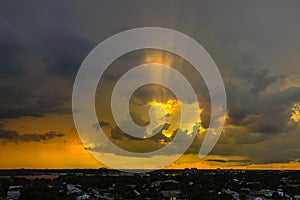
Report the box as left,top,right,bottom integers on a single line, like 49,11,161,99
0,129,64,143
227,85,300,134
98,121,111,128
110,127,125,140
130,85,176,105
0,18,27,76
209,123,300,164
0,18,71,120
0,84,70,119
235,67,278,95
87,122,172,155
0,4,94,119
109,123,172,142
40,29,94,78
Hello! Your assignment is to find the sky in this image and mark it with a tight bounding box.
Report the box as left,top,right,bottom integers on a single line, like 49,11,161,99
0,0,300,169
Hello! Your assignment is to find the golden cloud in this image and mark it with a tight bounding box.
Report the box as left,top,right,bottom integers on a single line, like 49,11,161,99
291,102,300,123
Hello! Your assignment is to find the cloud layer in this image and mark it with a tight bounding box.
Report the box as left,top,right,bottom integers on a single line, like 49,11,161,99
0,129,64,143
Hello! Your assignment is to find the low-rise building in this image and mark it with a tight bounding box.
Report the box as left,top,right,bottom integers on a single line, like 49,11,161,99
6,186,22,200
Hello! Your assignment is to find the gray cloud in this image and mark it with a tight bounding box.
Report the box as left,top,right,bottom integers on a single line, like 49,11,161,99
235,67,278,95
0,14,93,119
40,29,94,78
0,18,27,77
227,82,300,135
209,123,300,164
206,159,251,164
0,129,64,143
109,123,172,143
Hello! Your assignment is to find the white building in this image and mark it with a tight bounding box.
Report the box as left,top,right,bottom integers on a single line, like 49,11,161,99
6,186,22,200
